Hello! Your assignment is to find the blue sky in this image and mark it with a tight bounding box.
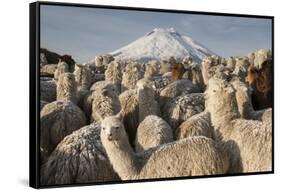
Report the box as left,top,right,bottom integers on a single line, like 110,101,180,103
41,5,272,63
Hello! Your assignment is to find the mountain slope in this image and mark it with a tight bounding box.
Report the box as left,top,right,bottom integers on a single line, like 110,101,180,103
110,28,216,63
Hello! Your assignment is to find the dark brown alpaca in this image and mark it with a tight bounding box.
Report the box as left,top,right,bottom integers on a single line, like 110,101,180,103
247,60,272,110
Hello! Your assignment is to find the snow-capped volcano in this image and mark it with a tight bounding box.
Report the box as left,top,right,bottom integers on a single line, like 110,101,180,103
110,28,216,63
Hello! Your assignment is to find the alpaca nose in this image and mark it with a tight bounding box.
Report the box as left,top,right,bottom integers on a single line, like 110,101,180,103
107,133,113,141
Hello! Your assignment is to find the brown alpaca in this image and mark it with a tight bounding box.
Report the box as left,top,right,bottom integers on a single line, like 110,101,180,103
247,60,272,110
172,63,185,81
247,64,258,86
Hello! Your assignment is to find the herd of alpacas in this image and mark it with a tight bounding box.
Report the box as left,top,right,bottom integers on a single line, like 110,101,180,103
39,49,272,185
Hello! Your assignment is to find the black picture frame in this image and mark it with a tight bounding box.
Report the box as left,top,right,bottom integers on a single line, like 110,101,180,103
29,1,274,188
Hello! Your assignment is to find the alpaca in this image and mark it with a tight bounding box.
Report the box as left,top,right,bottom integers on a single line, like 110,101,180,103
100,114,229,180
175,112,213,140
253,49,272,69
94,55,103,67
158,79,200,109
60,54,76,72
201,57,213,86
205,74,272,173
105,61,123,93
232,57,250,82
135,115,173,152
171,63,185,81
161,93,205,130
144,60,160,79
102,54,115,66
40,53,48,66
74,63,95,90
40,79,56,103
40,123,120,185
168,56,177,65
91,81,121,123
190,63,205,91
40,100,86,163
226,57,235,71
40,73,86,162
40,64,57,77
54,61,69,80
159,62,172,75
247,60,273,110
56,73,78,104
151,75,172,99
136,79,161,123
231,76,272,121
201,56,224,86
121,63,144,92
119,89,139,145
73,63,95,114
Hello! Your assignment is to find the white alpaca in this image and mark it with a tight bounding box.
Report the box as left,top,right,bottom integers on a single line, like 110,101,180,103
175,112,214,140
158,79,200,109
100,114,229,180
54,61,69,80
162,93,205,130
135,115,173,152
136,79,161,123
41,73,86,162
56,73,78,104
121,63,144,92
40,123,120,185
205,74,272,173
91,81,121,123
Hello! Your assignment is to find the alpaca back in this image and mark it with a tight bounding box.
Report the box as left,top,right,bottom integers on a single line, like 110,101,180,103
41,124,119,185
135,115,173,152
225,119,272,173
138,137,229,179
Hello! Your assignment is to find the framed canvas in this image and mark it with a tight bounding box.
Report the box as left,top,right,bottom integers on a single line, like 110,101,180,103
29,1,274,188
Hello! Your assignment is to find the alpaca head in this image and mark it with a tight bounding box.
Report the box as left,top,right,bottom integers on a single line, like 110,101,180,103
205,73,238,116
246,64,258,86
100,112,127,143
74,63,95,88
136,78,155,92
58,73,77,89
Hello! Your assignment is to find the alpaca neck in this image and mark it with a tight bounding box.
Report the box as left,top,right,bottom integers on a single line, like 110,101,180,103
208,95,240,131
138,88,156,121
103,136,140,180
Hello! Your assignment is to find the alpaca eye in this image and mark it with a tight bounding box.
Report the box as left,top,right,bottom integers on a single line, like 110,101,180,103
114,126,119,129
102,127,105,130
213,90,216,92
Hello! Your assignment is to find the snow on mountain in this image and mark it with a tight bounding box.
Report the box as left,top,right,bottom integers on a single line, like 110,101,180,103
110,28,216,63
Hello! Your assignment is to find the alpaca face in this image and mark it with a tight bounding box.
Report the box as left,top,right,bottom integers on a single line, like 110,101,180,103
247,65,258,86
101,116,126,142
136,79,153,91
205,77,236,113
60,73,76,86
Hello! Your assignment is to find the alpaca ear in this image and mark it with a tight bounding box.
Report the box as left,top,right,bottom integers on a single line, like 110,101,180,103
116,110,124,122
76,63,83,68
95,112,103,123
